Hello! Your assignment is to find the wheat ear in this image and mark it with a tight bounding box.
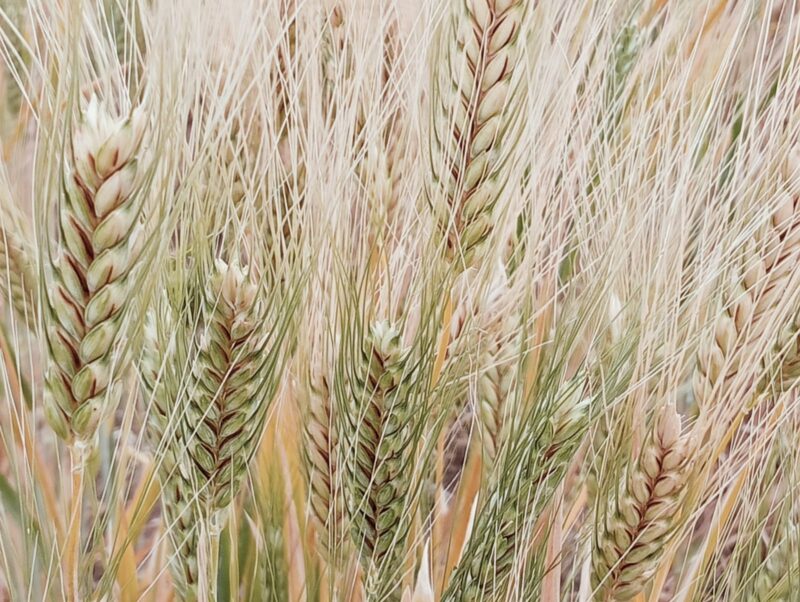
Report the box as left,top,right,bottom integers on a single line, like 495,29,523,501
43,96,147,444
694,152,800,408
764,147,800,391
0,174,36,327
444,375,589,600
427,0,527,268
592,403,694,601
340,319,413,599
752,516,798,601
475,280,520,466
300,349,345,561
143,258,273,599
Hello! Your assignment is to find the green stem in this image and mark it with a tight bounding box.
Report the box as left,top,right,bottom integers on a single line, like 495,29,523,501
200,509,222,602
65,446,87,602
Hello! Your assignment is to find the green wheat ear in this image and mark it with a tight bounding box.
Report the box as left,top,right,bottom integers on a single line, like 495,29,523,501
338,319,418,600
43,96,149,445
144,256,288,599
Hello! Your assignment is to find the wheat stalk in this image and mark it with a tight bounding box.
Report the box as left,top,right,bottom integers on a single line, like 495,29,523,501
427,0,528,268
43,95,148,444
592,402,694,601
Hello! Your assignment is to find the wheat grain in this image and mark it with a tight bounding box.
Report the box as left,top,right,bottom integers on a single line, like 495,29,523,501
592,402,694,601
427,0,528,268
43,96,148,444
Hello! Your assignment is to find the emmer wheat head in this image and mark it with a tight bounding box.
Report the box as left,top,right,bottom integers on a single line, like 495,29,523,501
43,96,148,444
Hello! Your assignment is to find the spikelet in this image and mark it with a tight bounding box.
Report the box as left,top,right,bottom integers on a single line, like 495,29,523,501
0,173,36,327
694,148,800,408
427,0,528,268
340,320,412,599
43,96,148,444
592,403,694,601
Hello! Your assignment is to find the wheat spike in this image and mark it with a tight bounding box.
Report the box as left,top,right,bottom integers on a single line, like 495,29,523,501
752,517,798,601
340,319,412,598
444,375,589,600
694,149,800,407
476,281,519,466
143,258,274,598
765,147,800,391
0,0,30,134
300,349,345,559
427,0,527,268
182,259,269,507
0,173,36,326
592,403,694,601
43,96,147,444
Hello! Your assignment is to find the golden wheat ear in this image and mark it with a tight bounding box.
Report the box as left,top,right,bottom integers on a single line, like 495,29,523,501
43,96,149,444
427,0,529,269
592,402,695,601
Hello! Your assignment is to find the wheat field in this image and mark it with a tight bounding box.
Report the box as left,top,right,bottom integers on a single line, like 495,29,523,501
0,0,799,600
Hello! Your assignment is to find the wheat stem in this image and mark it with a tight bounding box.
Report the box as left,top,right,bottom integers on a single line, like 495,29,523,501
64,447,87,602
